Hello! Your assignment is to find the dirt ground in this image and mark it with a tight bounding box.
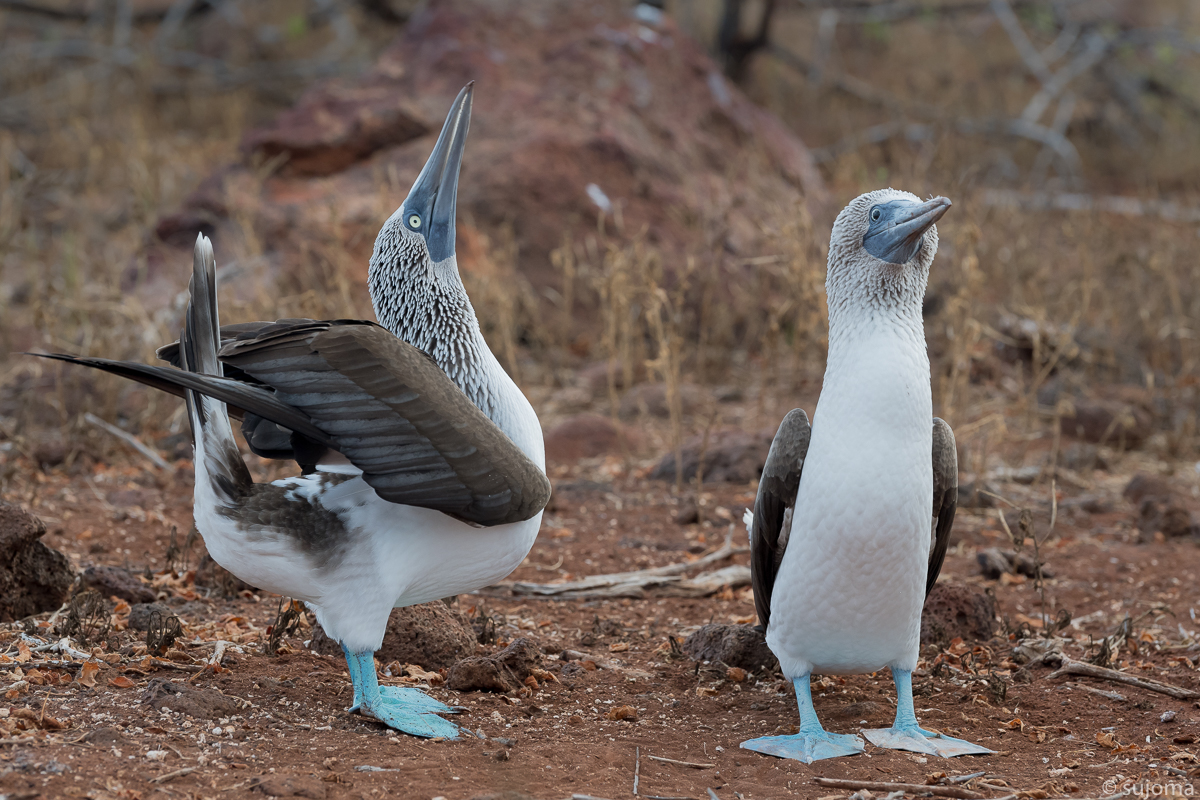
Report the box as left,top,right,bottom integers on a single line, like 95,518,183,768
1,417,1199,800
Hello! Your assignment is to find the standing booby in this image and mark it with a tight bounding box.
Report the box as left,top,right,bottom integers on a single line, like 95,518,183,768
32,85,550,740
742,190,992,763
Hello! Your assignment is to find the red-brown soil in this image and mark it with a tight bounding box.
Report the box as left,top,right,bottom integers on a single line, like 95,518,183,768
1,425,1198,800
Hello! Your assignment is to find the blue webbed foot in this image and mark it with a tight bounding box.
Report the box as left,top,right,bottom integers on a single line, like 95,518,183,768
359,696,461,740
377,685,462,715
862,725,993,757
741,730,865,763
741,675,865,763
868,667,993,757
341,647,460,740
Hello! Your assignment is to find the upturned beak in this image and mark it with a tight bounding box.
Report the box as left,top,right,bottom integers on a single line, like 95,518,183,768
864,196,952,265
403,82,473,263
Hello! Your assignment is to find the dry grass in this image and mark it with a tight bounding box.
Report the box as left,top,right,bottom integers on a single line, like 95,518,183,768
1,0,1199,480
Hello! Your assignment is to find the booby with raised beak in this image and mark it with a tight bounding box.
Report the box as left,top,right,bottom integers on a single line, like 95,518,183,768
741,190,992,763
33,85,549,741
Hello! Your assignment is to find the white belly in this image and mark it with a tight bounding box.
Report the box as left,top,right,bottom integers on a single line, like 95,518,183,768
766,327,933,678
195,471,541,653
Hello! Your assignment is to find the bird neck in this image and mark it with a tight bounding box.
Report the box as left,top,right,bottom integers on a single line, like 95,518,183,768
369,256,502,420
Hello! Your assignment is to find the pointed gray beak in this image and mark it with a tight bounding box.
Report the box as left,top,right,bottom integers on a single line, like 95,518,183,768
403,83,473,263
863,196,952,265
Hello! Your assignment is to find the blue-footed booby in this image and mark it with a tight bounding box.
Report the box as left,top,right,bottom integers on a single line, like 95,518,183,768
31,85,550,740
742,190,992,763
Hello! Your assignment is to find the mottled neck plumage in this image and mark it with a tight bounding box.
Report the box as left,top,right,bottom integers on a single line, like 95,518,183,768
368,229,497,419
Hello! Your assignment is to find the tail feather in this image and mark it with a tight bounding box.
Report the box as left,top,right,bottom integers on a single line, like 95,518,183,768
182,234,252,502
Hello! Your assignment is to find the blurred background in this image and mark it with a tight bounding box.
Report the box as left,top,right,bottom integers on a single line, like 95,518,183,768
1,0,1198,491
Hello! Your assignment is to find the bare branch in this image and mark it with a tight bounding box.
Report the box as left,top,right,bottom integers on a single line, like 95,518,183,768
1021,31,1108,122
990,0,1053,85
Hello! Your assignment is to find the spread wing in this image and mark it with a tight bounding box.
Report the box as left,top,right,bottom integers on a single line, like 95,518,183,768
927,417,958,596
749,408,810,633
32,320,550,527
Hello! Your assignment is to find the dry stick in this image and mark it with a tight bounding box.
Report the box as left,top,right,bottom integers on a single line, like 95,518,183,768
84,411,171,470
151,766,197,784
633,746,640,797
1065,681,1126,701
706,790,720,800
1047,658,1200,700
812,778,983,800
646,754,714,769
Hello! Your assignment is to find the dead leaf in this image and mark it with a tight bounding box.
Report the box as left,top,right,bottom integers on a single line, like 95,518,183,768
15,641,31,663
696,686,719,697
109,675,136,689
726,667,747,683
77,661,100,688
608,642,629,653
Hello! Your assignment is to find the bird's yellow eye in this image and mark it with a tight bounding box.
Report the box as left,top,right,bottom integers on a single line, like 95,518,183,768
408,214,421,229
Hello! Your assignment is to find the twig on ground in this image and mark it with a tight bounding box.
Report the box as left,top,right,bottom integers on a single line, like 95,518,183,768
812,777,983,799
633,746,640,796
707,790,721,800
646,754,715,769
492,534,745,598
1065,681,1126,701
151,766,197,784
1047,657,1199,700
84,412,171,470
949,771,987,784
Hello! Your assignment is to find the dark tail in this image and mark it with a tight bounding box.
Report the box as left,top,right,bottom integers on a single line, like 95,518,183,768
179,235,253,503
27,236,334,499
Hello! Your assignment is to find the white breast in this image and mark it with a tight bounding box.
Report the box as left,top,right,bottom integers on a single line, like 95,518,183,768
766,324,932,677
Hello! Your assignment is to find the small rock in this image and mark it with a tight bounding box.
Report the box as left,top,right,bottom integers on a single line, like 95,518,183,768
0,502,77,622
921,583,996,645
606,705,637,721
650,429,775,484
1060,399,1152,448
976,548,1053,580
252,774,327,799
725,666,747,682
140,679,239,720
682,624,777,672
1124,473,1200,541
1123,473,1173,505
82,565,156,604
309,602,476,671
128,603,172,632
447,637,543,693
543,413,638,463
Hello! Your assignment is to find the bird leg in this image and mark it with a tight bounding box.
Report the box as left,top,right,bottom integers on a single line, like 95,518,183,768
340,645,460,739
861,668,994,757
740,675,866,762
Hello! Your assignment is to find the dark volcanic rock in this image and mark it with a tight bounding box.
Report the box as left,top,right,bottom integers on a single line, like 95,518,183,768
81,564,156,604
128,602,172,632
682,624,777,672
975,548,1054,580
650,429,774,484
446,637,542,693
921,583,996,645
1123,473,1199,541
543,413,638,463
1060,399,1152,448
140,678,240,719
241,84,430,177
309,602,477,671
0,502,76,622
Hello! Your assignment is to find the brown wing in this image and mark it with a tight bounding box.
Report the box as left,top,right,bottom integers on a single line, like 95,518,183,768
927,417,958,597
749,408,811,633
32,319,549,527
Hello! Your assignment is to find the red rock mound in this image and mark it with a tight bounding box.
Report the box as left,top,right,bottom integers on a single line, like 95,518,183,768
153,0,824,300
